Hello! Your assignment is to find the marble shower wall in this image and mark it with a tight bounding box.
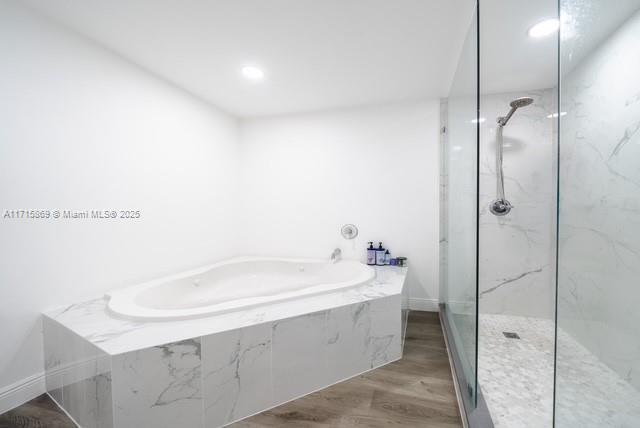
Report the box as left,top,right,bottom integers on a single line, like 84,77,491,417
45,295,402,428
557,8,640,392
479,89,557,319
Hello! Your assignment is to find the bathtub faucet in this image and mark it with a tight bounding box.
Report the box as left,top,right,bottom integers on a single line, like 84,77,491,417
331,248,342,263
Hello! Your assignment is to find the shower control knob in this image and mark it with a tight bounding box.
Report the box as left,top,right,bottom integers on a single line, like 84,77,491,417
489,199,513,216
340,224,358,240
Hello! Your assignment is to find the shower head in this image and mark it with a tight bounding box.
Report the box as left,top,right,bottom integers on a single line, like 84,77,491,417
510,97,534,108
498,97,534,126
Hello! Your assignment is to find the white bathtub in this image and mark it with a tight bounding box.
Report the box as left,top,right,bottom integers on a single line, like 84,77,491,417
106,257,375,321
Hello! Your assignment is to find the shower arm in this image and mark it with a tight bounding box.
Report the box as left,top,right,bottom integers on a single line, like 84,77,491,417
497,106,516,127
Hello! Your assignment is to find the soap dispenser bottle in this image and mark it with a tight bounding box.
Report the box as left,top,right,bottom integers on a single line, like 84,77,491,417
384,249,391,265
366,242,376,265
375,242,386,266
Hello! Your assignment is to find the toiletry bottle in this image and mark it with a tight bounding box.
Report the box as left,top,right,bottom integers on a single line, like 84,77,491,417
366,242,376,265
376,242,385,266
384,249,391,265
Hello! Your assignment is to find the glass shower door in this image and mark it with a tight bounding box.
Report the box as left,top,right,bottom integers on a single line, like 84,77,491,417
442,5,479,409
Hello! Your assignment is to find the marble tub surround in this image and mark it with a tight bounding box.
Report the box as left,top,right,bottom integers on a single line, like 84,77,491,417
45,265,407,356
43,266,407,428
203,324,272,427
43,317,113,428
112,339,203,428
4,312,460,428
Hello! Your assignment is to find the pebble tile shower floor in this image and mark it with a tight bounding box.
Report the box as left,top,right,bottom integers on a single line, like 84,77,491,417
479,314,640,428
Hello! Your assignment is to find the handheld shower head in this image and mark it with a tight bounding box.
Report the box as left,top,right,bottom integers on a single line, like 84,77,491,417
510,97,534,109
498,97,534,126
491,96,534,217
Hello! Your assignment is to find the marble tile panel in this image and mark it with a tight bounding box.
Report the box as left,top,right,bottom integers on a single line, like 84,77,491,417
43,316,65,406
326,303,373,384
202,323,272,427
478,89,557,320
111,338,202,428
62,366,112,428
271,311,328,405
43,316,113,428
368,295,402,367
557,7,640,395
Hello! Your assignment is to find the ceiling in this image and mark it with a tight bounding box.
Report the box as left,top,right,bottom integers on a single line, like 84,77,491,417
480,0,558,94
481,0,640,94
25,0,638,116
25,0,475,118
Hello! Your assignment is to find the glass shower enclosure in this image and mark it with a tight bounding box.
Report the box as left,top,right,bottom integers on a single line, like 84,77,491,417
440,2,479,415
440,1,640,427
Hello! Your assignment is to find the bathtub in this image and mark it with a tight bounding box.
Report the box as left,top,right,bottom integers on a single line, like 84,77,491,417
106,257,375,321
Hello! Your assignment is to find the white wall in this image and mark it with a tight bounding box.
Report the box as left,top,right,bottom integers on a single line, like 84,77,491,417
0,1,240,408
0,1,442,411
239,101,440,309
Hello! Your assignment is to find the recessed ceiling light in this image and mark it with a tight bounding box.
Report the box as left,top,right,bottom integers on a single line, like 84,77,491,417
472,117,486,124
241,66,264,81
547,112,567,118
528,18,560,38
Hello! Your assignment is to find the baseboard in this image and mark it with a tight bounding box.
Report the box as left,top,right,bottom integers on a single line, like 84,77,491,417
408,297,439,312
0,371,46,415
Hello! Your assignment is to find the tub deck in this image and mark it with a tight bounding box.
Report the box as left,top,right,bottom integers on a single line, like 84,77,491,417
42,266,408,428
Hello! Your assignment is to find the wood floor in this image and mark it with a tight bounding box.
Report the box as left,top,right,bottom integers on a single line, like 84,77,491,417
0,394,74,428
0,311,462,428
232,311,462,427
